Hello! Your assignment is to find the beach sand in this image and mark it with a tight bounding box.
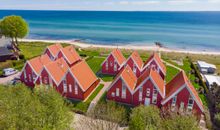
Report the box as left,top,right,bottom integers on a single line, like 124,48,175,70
20,39,220,56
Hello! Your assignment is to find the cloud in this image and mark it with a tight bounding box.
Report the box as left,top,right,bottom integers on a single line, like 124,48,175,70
119,0,160,5
207,0,220,3
168,0,196,4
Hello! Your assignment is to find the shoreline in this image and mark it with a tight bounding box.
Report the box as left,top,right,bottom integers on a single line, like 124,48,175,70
20,39,220,56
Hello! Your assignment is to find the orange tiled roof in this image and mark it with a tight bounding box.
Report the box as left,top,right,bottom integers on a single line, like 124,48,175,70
111,49,126,66
120,65,137,91
136,68,165,96
28,54,51,75
47,43,63,57
60,45,81,64
69,60,98,91
129,51,143,69
144,53,166,74
163,71,203,109
45,58,69,84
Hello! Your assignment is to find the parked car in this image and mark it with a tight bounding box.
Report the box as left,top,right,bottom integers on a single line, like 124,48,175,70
3,68,18,77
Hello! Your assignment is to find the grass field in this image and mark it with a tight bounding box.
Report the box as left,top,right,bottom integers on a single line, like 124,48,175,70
165,65,180,83
86,57,105,74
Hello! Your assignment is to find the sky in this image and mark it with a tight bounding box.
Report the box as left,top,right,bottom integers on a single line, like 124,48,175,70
0,0,220,11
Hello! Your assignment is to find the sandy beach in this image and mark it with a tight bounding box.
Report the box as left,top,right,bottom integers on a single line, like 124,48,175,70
20,39,220,56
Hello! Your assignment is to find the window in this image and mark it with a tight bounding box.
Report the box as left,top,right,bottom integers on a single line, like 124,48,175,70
146,88,150,97
49,76,53,86
29,74,32,82
116,88,119,97
74,82,78,95
32,72,37,81
69,84,72,93
111,92,115,97
106,60,108,70
187,97,194,110
114,60,117,72
152,88,158,104
24,70,27,82
44,77,48,84
40,76,42,85
139,87,143,101
63,79,67,93
110,61,113,67
133,64,137,74
172,95,177,107
122,82,126,99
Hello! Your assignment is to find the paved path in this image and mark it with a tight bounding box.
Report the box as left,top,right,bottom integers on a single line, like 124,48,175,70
0,72,20,85
162,60,183,71
87,81,111,113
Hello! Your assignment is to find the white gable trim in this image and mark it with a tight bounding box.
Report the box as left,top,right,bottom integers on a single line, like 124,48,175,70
127,56,142,71
21,61,38,82
107,75,134,94
161,84,186,105
101,52,125,68
60,50,72,65
133,76,164,98
143,58,165,75
121,76,136,94
185,85,204,112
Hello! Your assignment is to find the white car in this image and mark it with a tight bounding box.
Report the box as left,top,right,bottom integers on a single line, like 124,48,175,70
3,68,18,77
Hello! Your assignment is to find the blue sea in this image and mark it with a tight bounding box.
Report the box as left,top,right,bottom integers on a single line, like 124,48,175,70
0,10,220,51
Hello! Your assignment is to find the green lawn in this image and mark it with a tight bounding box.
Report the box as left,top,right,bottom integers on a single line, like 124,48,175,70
98,74,115,82
86,57,105,73
165,65,180,83
68,84,104,113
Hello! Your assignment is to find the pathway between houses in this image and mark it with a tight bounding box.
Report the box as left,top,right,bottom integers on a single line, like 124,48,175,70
162,60,183,71
87,81,112,113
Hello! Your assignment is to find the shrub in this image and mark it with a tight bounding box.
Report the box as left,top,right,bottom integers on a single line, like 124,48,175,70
129,105,161,130
162,114,199,130
0,84,73,130
0,60,13,70
19,54,25,59
215,113,220,127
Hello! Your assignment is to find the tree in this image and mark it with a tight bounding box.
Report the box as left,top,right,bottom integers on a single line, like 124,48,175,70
0,84,73,130
0,15,28,51
129,105,161,130
162,114,199,130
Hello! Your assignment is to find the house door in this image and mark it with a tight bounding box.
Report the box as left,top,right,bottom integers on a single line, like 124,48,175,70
144,98,150,106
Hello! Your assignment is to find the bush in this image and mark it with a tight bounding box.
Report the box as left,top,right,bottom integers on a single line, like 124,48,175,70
129,105,161,130
0,60,13,70
215,113,220,127
19,54,25,59
91,101,127,125
0,84,73,130
162,114,199,130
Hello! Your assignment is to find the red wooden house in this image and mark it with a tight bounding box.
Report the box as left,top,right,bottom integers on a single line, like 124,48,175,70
107,65,137,105
126,51,143,77
35,58,69,89
44,43,63,60
101,49,126,75
63,60,100,100
161,71,204,116
20,54,51,87
142,53,166,79
57,45,81,67
133,68,165,107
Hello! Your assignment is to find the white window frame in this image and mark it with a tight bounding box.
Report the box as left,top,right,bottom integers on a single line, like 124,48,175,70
69,84,72,93
139,87,143,101
114,60,117,72
122,82,126,99
116,88,119,97
106,60,108,70
111,92,115,97
63,79,67,93
44,77,48,84
133,64,137,74
152,88,158,104
187,97,194,110
29,74,32,82
74,82,78,95
40,76,42,85
24,70,27,82
32,72,36,82
172,95,177,107
146,88,150,97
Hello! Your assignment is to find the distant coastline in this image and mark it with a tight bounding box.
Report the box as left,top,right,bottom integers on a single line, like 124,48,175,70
20,39,220,55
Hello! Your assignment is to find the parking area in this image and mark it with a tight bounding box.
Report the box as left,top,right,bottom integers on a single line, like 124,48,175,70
0,72,21,85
